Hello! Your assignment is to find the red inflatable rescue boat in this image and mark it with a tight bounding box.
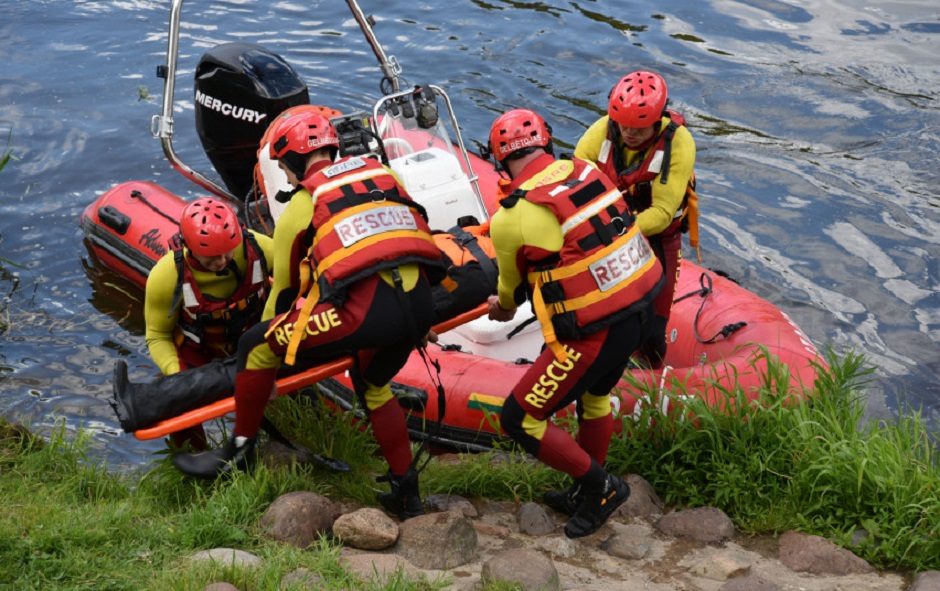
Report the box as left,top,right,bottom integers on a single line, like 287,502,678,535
81,0,825,451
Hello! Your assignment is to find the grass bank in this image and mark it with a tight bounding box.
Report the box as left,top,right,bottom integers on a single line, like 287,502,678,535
1,352,937,590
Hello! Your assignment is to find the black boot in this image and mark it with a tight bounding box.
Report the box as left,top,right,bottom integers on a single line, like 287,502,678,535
543,482,583,516
110,358,237,432
377,468,425,520
564,471,630,539
110,360,138,431
172,436,256,479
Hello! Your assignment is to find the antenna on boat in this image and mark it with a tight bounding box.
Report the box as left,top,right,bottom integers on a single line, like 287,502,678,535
151,0,237,204
346,0,403,94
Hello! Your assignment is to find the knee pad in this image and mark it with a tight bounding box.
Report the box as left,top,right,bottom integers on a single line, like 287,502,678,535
245,342,280,371
362,381,395,412
238,322,279,371
579,392,611,421
501,396,545,458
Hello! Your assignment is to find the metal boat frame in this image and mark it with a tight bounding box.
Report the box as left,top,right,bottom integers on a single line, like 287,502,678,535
149,0,486,217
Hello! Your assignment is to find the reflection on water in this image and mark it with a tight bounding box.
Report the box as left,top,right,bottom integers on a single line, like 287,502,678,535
0,0,937,469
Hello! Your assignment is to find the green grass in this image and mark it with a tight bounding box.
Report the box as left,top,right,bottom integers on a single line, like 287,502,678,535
603,349,939,571
0,351,937,590
0,406,451,591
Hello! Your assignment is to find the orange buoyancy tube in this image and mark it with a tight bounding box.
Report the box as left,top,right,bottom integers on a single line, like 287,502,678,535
173,232,269,355
511,158,664,361
597,110,700,257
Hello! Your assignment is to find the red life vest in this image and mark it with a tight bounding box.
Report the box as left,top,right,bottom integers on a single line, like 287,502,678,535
297,155,444,305
504,158,664,361
596,110,699,247
172,232,268,355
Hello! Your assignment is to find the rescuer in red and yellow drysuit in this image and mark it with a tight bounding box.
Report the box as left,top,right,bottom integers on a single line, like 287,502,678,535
575,70,698,368
173,110,444,520
143,198,273,449
485,108,663,538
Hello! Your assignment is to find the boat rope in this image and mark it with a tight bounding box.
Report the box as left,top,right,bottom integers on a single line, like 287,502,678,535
244,184,274,236
409,344,447,474
388,268,447,475
129,189,179,226
673,271,747,344
506,315,537,340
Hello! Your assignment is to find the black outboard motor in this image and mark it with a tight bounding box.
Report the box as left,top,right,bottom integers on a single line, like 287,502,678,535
194,42,309,199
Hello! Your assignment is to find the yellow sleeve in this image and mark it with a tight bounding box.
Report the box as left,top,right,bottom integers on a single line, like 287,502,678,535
489,200,563,311
261,190,313,321
249,231,275,271
144,253,182,375
636,125,696,236
574,116,609,163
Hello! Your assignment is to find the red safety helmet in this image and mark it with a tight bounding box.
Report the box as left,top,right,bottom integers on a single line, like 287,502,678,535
179,198,242,257
608,70,668,128
268,110,339,160
488,108,552,162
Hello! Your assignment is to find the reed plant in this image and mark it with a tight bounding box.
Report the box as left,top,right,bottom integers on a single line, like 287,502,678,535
604,348,938,571
0,125,12,173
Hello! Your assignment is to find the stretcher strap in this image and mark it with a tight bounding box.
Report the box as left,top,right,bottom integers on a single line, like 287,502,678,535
530,272,568,363
283,280,321,367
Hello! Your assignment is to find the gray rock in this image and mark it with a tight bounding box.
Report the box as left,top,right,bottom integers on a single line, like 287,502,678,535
656,506,735,543
475,498,517,515
341,552,422,584
425,493,479,517
203,584,239,591
481,548,560,591
279,567,323,590
910,570,940,591
259,491,340,549
332,508,399,550
601,532,651,560
473,520,512,539
778,530,874,575
720,574,781,591
615,474,664,519
534,535,578,559
686,548,752,581
517,501,556,536
396,511,479,569
189,548,262,570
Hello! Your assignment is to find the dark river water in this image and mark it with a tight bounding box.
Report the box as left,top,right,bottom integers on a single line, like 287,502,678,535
1,0,937,470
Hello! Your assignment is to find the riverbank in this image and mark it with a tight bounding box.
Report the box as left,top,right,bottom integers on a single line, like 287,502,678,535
1,352,937,590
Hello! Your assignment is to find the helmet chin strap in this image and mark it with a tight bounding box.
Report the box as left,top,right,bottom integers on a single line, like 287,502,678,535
184,249,239,280
223,258,242,282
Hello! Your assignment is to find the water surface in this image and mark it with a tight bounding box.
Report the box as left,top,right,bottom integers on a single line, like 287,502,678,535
1,0,937,468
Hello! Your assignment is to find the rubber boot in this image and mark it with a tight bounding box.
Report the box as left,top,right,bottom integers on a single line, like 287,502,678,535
172,436,256,479
543,482,582,516
110,358,237,432
564,468,630,539
377,468,425,520
167,425,209,452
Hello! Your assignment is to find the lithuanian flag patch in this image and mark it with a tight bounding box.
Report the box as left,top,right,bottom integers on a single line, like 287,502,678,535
467,393,504,414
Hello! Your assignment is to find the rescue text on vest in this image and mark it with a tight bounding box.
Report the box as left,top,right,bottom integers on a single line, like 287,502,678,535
589,232,653,292
334,205,418,248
